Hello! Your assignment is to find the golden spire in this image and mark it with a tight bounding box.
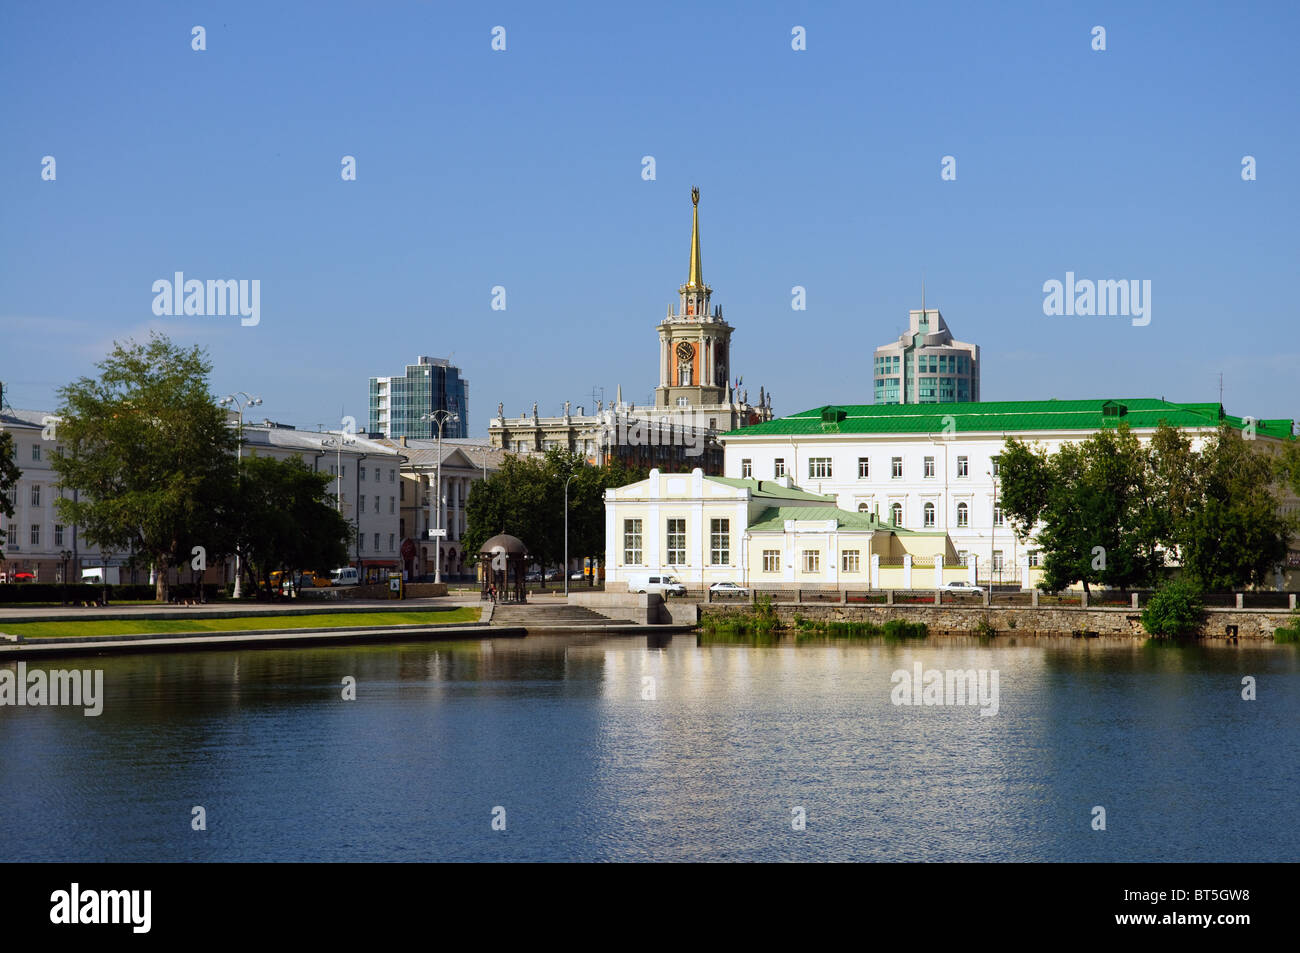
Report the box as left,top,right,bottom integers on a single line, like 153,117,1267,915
686,186,703,289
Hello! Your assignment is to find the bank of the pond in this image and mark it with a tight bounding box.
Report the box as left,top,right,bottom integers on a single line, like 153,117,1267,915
701,602,1299,640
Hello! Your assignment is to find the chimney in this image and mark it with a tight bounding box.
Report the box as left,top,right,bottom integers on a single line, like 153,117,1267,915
400,435,408,447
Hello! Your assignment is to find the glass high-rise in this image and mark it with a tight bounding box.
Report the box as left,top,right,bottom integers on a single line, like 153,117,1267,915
369,356,469,438
873,308,979,404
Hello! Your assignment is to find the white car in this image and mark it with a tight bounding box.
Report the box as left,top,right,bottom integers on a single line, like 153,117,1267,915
944,581,984,594
627,574,687,596
709,582,749,597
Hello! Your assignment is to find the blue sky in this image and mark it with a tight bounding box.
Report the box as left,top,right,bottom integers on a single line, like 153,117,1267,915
3,1,1297,435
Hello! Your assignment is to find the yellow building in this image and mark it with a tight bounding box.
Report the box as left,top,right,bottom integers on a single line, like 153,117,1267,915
604,468,963,590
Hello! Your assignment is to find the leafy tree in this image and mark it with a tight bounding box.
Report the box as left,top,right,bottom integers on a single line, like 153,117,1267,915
1000,425,1162,593
237,455,350,596
0,431,19,558
51,333,238,602
1167,424,1289,590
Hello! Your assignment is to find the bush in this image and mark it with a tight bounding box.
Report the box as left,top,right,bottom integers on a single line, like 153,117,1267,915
1140,580,1205,638
1273,611,1300,644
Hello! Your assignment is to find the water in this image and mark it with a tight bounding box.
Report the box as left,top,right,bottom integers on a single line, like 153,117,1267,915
1,634,1296,861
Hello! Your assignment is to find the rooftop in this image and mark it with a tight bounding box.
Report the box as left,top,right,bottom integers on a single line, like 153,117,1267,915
724,398,1296,440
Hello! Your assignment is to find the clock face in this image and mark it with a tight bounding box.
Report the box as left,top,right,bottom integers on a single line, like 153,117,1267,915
676,342,695,361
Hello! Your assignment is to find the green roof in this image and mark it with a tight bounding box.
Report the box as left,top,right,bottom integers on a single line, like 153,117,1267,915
705,475,836,503
725,398,1296,440
747,505,938,536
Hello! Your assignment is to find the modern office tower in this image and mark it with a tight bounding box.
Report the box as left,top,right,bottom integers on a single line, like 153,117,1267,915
369,356,469,439
873,306,979,404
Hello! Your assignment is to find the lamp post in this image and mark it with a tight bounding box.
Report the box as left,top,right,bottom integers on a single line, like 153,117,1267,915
564,473,576,597
218,392,262,599
421,410,460,584
321,434,356,513
59,549,72,605
987,469,998,588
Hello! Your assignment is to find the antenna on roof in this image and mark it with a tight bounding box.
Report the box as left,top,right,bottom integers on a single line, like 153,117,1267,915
1218,372,1223,407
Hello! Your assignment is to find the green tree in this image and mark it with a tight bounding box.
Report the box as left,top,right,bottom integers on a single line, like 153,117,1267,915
1167,424,1289,590
0,431,20,558
238,455,350,596
1000,425,1162,593
51,333,238,602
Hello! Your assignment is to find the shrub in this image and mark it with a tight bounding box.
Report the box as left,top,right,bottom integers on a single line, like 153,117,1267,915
974,616,997,638
1140,580,1205,638
1273,611,1300,644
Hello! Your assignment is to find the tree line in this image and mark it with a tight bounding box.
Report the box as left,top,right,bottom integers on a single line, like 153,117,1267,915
999,422,1300,593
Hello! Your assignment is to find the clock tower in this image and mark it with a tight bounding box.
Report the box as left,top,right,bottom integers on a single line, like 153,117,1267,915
655,187,734,410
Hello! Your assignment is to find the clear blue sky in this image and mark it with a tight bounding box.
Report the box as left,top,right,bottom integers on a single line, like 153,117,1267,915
3,1,1297,435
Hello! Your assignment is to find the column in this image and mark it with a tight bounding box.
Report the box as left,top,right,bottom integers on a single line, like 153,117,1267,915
933,554,944,588
903,554,912,590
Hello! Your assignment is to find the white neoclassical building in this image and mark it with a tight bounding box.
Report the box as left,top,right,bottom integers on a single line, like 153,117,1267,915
721,398,1299,587
604,468,959,591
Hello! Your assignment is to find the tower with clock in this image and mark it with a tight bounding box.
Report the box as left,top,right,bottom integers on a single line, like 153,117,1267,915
655,187,738,414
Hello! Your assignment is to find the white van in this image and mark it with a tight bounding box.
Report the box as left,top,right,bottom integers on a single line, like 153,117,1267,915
626,573,687,596
329,567,361,587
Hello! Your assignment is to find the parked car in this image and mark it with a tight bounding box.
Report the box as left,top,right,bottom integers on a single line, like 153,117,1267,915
570,571,585,581
709,581,749,597
12,571,36,583
944,581,984,594
627,573,687,597
329,567,361,587
545,569,563,581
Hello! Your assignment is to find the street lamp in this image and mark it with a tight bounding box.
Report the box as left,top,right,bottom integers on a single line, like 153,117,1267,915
320,434,356,512
421,410,460,584
59,549,72,605
987,469,998,588
218,392,262,599
564,473,576,597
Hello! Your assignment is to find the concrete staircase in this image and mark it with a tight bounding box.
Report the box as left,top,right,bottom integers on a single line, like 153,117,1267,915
488,603,633,627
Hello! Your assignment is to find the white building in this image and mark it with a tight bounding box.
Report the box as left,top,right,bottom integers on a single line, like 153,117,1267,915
604,468,958,591
0,408,105,582
241,423,405,584
721,398,1299,586
378,436,507,580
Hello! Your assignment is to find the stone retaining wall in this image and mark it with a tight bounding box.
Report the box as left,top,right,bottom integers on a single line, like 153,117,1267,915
702,603,1294,640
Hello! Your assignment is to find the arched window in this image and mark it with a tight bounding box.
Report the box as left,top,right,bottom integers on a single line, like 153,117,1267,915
890,502,903,526
956,502,968,527
858,503,871,512
923,502,935,527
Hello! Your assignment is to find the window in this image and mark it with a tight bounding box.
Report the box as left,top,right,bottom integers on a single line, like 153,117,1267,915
676,397,689,407
374,533,380,550
958,549,969,564
992,550,1005,571
390,469,396,483
374,495,380,513
710,519,730,565
329,464,337,476
54,524,64,546
1028,551,1041,567
890,502,903,526
994,506,1005,527
389,498,395,514
389,533,395,551
957,456,968,477
360,466,367,481
341,465,346,479
891,456,903,478
809,457,832,479
741,459,752,478
360,497,366,514
956,502,969,527
774,458,785,478
802,550,821,573
923,502,935,527
30,524,40,545
666,519,686,565
6,524,16,548
623,519,643,563
924,456,935,478
359,534,365,551
762,550,781,573
32,444,41,461
400,483,405,501
31,485,40,506
842,550,861,573
858,457,870,479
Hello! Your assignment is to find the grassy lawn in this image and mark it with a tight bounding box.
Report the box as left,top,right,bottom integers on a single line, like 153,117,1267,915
1,607,481,639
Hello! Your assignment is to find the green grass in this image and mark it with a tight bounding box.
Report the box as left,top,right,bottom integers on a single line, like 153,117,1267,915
0,607,481,639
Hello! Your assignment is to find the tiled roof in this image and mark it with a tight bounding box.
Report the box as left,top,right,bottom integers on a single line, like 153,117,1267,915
705,476,836,502
747,505,937,535
724,398,1296,440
